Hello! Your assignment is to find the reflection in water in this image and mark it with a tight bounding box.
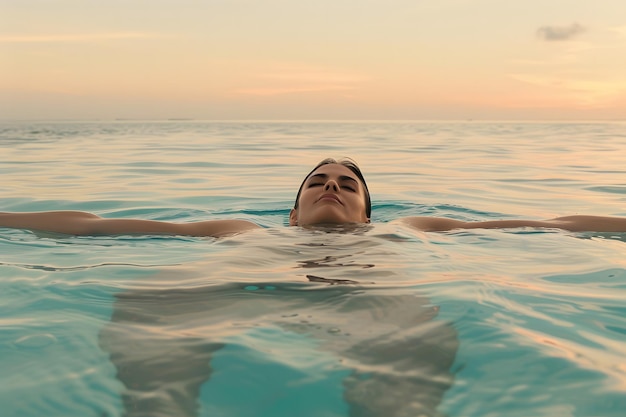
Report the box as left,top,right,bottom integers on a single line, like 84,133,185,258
100,280,458,417
297,255,375,269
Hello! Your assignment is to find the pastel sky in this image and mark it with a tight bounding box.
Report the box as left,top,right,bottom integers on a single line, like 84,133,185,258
2,0,625,120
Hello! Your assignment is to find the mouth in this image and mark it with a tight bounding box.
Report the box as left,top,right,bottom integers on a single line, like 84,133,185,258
317,194,343,205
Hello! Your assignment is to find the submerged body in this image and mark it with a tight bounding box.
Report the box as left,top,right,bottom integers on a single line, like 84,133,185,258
101,282,457,417
98,225,458,417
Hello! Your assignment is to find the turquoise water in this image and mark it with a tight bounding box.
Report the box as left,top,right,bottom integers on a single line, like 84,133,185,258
1,121,626,417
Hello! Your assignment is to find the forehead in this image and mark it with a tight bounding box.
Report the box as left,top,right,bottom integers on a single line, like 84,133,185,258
308,163,358,180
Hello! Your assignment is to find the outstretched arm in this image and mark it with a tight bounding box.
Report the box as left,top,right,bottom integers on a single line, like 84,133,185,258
0,211,260,237
400,215,626,233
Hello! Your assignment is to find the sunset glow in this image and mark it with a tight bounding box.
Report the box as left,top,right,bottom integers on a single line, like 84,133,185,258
2,0,625,120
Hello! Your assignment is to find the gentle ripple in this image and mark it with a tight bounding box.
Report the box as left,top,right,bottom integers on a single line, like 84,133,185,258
1,121,626,417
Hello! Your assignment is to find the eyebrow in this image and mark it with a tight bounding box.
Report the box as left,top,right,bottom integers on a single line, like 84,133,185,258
307,173,359,185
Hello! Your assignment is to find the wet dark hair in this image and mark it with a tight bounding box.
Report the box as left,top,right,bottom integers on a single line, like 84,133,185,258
293,158,372,218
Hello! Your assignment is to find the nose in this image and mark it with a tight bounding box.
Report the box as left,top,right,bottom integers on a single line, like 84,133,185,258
324,179,339,192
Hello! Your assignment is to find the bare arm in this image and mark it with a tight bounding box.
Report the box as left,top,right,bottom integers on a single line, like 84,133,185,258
399,215,626,233
0,211,260,237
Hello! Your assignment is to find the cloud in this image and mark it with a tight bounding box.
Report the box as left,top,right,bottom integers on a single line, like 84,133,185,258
234,85,356,96
233,65,370,96
508,72,626,107
609,25,626,38
0,32,165,43
536,23,586,41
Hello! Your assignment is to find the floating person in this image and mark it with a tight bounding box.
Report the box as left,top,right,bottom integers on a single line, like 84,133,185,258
2,157,626,237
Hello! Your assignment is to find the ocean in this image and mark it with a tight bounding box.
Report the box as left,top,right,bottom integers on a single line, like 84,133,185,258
1,120,625,417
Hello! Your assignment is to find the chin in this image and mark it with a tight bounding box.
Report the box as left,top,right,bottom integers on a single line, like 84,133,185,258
294,208,366,227
304,216,365,226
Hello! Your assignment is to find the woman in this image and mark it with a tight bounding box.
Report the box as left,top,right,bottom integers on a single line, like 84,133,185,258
1,157,626,236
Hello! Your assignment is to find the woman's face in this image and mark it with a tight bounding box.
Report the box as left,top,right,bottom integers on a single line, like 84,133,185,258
289,163,369,226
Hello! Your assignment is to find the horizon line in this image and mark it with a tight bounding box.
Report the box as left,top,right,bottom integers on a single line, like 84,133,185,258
0,118,624,123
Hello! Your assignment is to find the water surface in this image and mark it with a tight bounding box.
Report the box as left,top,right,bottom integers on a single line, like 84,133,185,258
1,121,625,416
